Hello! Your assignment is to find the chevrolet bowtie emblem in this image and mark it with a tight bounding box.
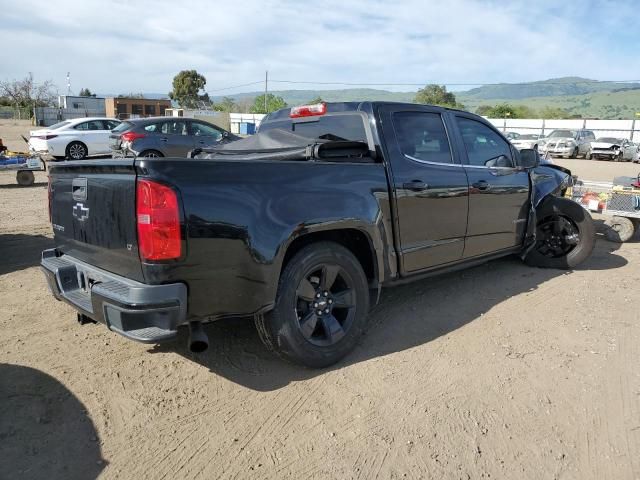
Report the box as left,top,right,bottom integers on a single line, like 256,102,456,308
72,202,90,222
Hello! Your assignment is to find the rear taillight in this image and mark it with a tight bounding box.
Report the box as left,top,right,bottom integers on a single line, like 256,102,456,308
290,102,327,118
136,179,181,261
33,134,58,140
121,132,146,142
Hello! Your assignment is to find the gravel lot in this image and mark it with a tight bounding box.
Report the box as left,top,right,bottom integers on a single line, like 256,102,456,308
1,120,639,479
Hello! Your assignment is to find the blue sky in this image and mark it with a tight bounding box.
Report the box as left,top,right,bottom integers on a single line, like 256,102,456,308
0,0,638,96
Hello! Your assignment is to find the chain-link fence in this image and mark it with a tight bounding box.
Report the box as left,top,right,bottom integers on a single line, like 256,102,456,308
0,106,32,120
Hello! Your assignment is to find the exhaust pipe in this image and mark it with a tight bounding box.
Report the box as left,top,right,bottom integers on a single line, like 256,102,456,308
188,321,209,353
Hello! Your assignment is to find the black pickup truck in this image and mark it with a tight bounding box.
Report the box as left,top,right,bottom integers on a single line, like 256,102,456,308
42,102,594,367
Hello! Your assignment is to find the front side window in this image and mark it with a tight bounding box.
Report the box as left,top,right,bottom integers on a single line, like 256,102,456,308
392,111,453,164
103,120,120,130
456,117,513,167
191,122,223,140
161,121,188,136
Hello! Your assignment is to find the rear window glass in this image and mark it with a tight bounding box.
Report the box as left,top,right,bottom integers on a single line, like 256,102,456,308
112,121,133,133
48,121,71,130
260,114,368,142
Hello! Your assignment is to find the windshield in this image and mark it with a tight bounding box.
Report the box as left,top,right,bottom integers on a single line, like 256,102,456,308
596,137,621,143
112,121,133,133
47,121,71,130
548,130,576,139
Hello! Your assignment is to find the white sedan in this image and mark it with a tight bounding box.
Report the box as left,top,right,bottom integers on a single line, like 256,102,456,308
29,117,121,160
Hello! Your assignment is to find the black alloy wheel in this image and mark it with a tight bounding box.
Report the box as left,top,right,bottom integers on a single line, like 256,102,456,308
535,215,580,258
294,264,356,347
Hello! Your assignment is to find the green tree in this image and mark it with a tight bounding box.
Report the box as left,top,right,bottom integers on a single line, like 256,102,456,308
539,106,572,119
307,96,324,104
250,94,287,114
79,88,95,97
169,70,207,108
414,84,463,109
478,103,536,119
117,92,145,99
214,97,238,112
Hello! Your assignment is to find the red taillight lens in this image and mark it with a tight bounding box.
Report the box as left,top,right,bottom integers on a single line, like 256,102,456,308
136,179,181,261
121,132,146,142
290,103,327,118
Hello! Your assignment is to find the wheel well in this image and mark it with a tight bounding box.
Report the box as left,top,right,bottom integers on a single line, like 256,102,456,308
66,141,88,154
281,229,376,283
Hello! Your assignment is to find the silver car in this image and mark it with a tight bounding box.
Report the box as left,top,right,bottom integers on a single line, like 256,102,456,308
539,129,595,158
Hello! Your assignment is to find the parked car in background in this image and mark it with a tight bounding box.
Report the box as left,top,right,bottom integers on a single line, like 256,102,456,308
29,117,121,160
510,133,546,151
110,117,237,158
586,137,639,162
504,131,520,140
539,129,595,158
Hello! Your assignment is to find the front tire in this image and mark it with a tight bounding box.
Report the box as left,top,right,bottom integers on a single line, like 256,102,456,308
255,242,369,368
525,198,595,269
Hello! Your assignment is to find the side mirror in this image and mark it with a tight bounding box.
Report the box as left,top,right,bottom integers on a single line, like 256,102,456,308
222,131,229,138
518,148,539,169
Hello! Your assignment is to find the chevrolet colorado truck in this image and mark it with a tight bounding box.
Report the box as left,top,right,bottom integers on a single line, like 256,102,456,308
41,102,595,367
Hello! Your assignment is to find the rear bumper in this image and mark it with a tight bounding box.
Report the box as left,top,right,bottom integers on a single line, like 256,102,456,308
41,248,187,343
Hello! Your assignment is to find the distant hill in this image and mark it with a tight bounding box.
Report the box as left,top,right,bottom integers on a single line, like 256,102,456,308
458,77,640,101
189,77,640,119
212,88,414,105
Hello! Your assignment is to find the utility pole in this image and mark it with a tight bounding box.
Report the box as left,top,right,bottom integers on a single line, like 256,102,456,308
264,70,268,113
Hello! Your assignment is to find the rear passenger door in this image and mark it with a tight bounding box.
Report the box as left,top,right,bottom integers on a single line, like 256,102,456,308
452,115,530,258
379,105,469,273
160,120,195,156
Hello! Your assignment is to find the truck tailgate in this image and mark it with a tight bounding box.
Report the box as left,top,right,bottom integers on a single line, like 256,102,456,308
49,159,144,282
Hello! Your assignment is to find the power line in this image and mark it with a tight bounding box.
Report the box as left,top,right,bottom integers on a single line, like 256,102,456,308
270,79,640,87
206,80,264,93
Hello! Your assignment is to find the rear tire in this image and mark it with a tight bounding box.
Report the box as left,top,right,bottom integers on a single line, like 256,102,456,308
16,170,34,186
66,141,87,160
585,151,592,160
138,150,163,158
255,242,369,368
605,216,635,243
525,197,595,269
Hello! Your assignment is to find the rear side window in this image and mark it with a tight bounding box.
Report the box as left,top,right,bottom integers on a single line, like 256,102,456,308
143,123,162,133
74,120,104,131
161,121,188,136
260,114,368,142
392,111,453,164
456,117,513,168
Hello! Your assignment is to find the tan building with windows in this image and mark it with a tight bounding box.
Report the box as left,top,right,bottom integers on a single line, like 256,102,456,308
105,97,172,120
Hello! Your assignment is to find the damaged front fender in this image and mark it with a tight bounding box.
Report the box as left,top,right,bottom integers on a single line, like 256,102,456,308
520,164,574,259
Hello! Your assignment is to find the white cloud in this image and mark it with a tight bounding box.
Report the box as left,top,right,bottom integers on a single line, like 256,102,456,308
0,0,637,95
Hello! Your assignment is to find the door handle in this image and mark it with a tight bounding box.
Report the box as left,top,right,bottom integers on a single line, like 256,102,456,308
402,181,429,191
198,140,206,144
472,180,491,191
160,137,168,142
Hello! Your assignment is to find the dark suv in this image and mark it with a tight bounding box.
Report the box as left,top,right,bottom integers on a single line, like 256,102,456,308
110,117,236,157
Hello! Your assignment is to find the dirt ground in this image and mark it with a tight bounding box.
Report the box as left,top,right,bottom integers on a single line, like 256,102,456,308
1,120,639,479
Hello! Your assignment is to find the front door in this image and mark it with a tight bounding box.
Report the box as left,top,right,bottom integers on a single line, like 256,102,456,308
452,115,530,258
379,105,469,273
189,121,225,149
